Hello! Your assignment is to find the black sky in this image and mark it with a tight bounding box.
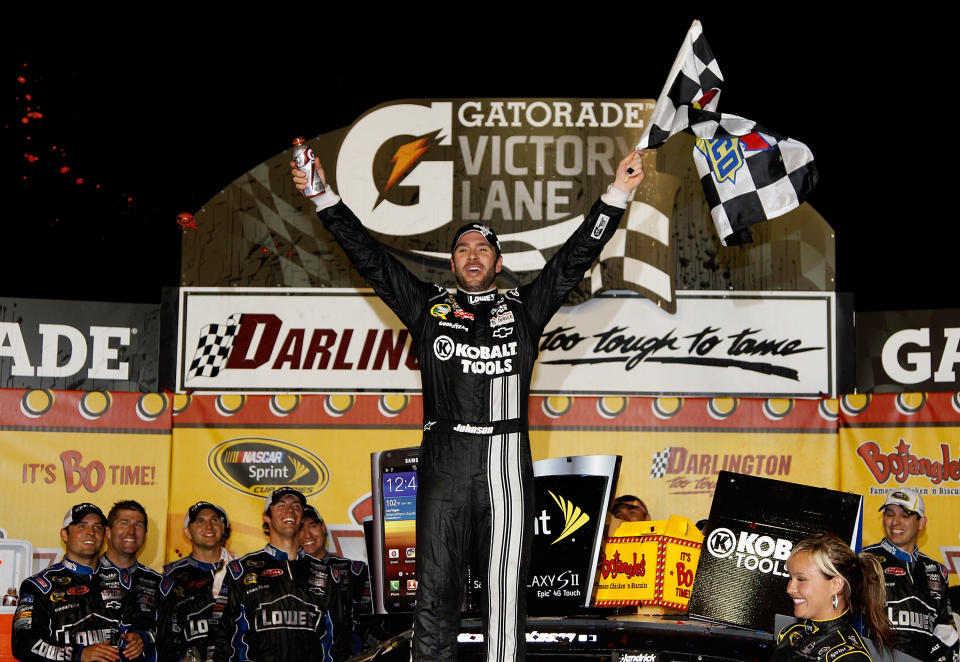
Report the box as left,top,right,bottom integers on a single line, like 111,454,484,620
4,15,953,312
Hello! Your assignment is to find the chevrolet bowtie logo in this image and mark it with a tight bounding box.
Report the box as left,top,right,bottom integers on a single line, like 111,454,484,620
548,490,590,545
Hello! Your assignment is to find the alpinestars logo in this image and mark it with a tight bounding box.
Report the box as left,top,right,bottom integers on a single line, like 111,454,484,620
548,490,589,544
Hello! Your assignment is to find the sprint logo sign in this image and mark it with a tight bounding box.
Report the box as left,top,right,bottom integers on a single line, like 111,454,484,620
533,490,589,545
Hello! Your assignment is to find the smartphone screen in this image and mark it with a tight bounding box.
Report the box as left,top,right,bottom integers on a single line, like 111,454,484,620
371,447,419,613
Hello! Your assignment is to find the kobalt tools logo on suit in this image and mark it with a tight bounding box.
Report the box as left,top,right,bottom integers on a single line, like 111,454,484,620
433,335,518,374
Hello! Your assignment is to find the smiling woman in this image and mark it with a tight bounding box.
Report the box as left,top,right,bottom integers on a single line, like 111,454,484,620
772,533,893,661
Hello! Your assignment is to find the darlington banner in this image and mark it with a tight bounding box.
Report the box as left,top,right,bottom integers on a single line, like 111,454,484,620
176,288,838,397
838,392,960,577
0,388,171,570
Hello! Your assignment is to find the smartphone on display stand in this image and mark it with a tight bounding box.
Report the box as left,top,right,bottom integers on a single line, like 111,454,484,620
370,447,419,613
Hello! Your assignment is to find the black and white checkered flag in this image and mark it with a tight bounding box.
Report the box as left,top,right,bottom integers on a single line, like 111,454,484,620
650,447,671,479
636,20,818,247
187,313,242,379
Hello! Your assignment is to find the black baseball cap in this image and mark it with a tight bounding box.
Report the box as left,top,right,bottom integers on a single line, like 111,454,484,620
62,503,107,529
184,501,229,529
302,505,323,523
263,487,307,512
450,223,501,257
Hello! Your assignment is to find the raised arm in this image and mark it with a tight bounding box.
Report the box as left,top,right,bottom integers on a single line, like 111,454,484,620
521,150,646,329
291,158,437,332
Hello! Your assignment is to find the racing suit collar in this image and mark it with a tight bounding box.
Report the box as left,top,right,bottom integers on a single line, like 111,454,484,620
457,287,498,306
880,537,919,562
62,556,97,575
185,554,221,572
264,543,303,561
100,553,137,571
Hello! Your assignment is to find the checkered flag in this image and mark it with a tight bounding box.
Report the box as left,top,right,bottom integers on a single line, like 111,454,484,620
636,20,818,246
650,447,671,479
187,313,242,379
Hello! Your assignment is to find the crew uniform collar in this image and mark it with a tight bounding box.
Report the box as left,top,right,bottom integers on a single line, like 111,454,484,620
264,543,304,561
100,553,138,571
62,556,97,575
185,554,222,572
881,538,919,562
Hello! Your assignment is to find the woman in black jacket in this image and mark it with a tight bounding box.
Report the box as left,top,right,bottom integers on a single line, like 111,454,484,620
772,533,893,661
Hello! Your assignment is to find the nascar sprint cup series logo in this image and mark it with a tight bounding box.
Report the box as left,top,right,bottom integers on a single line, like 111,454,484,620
208,438,329,498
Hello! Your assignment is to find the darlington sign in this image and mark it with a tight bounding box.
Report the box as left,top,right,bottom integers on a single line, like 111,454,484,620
176,288,837,396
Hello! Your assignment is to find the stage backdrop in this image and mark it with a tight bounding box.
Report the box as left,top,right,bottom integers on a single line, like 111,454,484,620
180,99,836,314
1,388,957,589
0,389,171,570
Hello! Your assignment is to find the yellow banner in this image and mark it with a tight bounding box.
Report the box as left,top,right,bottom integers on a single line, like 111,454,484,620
838,393,960,583
0,390,172,570
167,394,422,564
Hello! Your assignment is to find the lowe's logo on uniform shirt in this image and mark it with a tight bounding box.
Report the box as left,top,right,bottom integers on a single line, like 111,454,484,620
433,335,518,374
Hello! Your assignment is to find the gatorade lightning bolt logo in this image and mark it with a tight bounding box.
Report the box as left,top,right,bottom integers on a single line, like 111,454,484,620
548,491,590,545
375,130,446,208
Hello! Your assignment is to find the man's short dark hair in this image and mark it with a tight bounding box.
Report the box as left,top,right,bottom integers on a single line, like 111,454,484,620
107,500,148,530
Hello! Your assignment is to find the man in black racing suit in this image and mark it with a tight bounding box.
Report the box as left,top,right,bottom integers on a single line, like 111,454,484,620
13,503,147,662
863,488,958,662
299,505,370,660
292,151,646,661
208,488,338,662
157,502,233,662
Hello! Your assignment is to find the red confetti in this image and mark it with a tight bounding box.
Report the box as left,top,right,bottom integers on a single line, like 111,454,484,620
24,153,38,163
95,184,101,189
25,94,31,101
75,178,84,185
20,117,29,124
176,212,196,230
261,247,269,254
17,76,25,83
126,196,133,202
26,111,42,119
60,166,70,174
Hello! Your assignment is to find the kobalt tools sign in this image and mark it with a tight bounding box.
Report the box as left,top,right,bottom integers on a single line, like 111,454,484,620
177,288,836,394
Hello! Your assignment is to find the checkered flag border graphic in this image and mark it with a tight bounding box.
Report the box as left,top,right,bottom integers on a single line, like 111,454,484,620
187,313,242,379
650,447,671,479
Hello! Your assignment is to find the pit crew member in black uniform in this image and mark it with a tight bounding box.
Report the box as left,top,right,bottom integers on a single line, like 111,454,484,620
157,502,233,662
862,488,959,662
98,501,160,662
13,504,146,662
300,505,370,660
773,533,893,661
292,150,646,661
208,488,337,662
